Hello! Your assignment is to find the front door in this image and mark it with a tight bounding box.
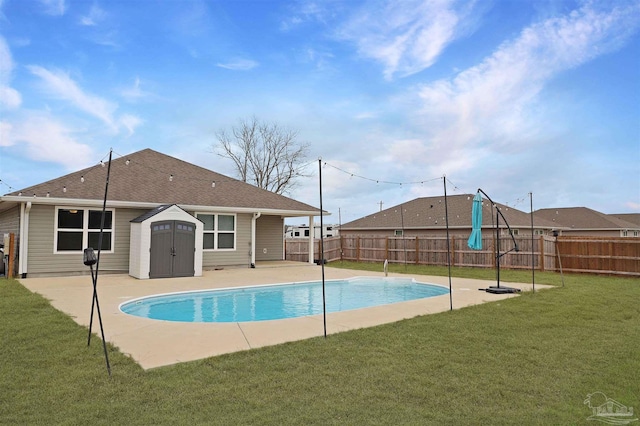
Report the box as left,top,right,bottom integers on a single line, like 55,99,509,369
150,220,195,278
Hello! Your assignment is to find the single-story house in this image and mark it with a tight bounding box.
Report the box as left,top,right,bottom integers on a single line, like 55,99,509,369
340,194,558,237
0,148,326,278
534,207,640,237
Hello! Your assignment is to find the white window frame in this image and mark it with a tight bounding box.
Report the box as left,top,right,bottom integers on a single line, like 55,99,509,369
54,206,115,254
196,213,237,251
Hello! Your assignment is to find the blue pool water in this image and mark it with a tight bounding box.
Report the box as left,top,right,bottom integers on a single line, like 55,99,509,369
119,277,448,323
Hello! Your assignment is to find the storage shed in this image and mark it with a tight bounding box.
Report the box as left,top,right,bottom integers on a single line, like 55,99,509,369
129,204,203,279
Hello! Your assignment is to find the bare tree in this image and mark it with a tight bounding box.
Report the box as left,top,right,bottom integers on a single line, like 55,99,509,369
214,116,310,195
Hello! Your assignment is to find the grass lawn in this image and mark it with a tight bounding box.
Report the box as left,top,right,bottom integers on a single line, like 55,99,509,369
1,264,638,425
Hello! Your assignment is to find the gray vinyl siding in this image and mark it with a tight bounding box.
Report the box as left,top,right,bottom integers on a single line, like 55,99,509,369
26,205,146,276
199,213,252,268
256,215,284,261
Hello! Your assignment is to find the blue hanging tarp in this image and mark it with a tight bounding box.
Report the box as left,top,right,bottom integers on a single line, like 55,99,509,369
468,192,483,250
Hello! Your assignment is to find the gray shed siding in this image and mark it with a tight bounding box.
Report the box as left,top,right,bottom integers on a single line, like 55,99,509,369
26,205,146,276
255,215,284,261
199,212,252,268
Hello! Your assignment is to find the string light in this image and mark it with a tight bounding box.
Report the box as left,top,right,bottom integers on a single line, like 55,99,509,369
125,159,130,165
212,181,216,188
63,186,67,193
321,161,442,187
81,176,85,183
169,174,174,182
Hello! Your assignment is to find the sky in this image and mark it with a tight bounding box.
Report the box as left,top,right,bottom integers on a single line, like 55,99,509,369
1,0,639,225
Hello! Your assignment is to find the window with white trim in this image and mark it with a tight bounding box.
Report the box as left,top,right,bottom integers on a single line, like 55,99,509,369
196,213,236,250
55,207,114,252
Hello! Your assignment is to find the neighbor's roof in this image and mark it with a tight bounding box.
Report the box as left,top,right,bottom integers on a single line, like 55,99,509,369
609,213,640,227
2,149,321,215
535,207,639,230
341,194,558,230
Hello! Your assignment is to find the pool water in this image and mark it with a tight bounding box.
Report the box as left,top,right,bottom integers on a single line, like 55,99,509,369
119,276,449,323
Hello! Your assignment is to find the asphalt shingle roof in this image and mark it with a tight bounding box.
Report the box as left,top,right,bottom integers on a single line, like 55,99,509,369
341,194,557,230
6,149,320,214
535,207,639,230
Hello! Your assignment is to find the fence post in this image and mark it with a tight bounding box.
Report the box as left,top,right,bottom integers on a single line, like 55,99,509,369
415,236,419,264
356,236,360,262
539,236,545,272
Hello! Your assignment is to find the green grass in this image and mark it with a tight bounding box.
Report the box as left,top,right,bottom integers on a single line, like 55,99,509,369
1,264,638,425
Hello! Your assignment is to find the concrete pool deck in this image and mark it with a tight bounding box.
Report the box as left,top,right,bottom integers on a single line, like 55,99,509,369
19,263,551,370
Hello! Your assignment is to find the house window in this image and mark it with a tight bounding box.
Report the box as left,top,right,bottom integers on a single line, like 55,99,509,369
294,231,300,237
196,213,236,250
304,230,310,237
55,208,113,252
395,230,403,236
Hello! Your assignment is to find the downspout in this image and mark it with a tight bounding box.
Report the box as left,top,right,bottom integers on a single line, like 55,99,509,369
250,212,261,268
19,201,31,278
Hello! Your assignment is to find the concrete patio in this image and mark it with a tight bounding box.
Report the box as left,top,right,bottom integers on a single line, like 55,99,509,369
19,262,550,370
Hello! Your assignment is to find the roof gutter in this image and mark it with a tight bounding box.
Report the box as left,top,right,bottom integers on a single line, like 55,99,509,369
0,195,329,218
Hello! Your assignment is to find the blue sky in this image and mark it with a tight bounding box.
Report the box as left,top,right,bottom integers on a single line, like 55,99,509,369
1,0,639,224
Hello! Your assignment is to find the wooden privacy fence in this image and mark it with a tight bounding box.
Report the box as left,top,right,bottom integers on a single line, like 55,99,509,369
284,235,640,277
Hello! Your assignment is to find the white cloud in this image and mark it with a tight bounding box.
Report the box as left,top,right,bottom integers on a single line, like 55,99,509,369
216,59,259,71
119,76,152,101
0,36,21,109
0,121,13,147
413,1,640,162
27,65,143,135
28,65,117,125
118,114,143,136
79,3,107,26
38,0,67,16
2,113,93,169
338,0,474,79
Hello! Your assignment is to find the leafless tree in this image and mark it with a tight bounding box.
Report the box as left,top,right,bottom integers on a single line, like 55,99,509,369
214,116,310,195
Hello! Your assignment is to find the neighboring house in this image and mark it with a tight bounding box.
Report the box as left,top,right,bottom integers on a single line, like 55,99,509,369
340,194,558,237
609,213,640,227
535,207,640,237
285,223,339,239
0,149,324,278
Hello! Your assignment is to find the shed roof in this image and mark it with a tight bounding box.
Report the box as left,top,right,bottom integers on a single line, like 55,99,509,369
341,194,557,230
3,149,321,216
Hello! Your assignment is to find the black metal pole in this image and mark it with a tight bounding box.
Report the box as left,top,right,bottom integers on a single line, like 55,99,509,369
477,188,519,290
443,177,453,311
496,207,501,288
87,149,113,376
530,192,535,293
319,159,327,338
400,203,407,271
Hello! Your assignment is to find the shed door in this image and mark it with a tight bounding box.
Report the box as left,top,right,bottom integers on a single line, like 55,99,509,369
150,221,195,278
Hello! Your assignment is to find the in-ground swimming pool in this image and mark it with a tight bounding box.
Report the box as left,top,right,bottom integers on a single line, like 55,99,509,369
119,276,449,323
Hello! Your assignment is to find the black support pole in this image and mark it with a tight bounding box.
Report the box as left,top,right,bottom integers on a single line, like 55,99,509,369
530,192,535,293
477,188,519,290
443,177,453,311
87,149,113,376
